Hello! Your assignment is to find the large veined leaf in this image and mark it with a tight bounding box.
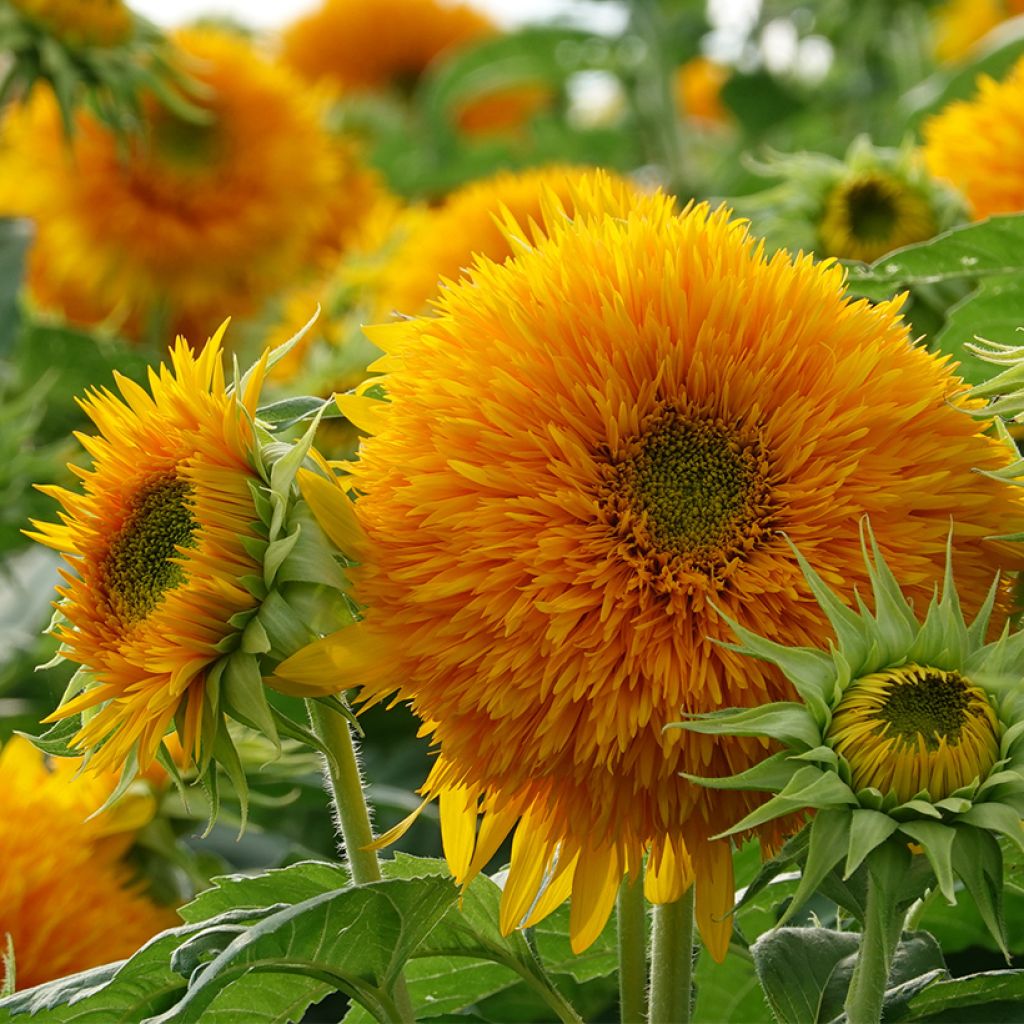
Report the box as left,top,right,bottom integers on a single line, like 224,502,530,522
147,875,458,1024
0,915,267,1024
898,969,1024,1022
178,860,351,924
844,214,1024,302
751,927,946,1024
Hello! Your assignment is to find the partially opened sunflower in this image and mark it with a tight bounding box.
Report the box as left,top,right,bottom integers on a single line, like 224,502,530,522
0,27,342,343
27,321,358,792
276,173,1024,959
0,736,175,990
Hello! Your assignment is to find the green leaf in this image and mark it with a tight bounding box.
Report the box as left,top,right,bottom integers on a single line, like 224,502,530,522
933,275,1024,385
179,861,350,924
147,876,458,1024
0,919,248,1023
752,928,946,1024
845,214,1024,302
903,970,1024,1021
751,926,860,1024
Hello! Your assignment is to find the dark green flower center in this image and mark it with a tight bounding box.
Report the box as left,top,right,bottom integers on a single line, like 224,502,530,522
603,405,774,572
844,177,899,242
103,473,197,624
877,667,972,751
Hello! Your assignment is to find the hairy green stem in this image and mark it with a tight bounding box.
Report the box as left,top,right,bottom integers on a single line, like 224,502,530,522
306,700,415,1024
843,869,903,1024
648,888,695,1024
618,876,648,1024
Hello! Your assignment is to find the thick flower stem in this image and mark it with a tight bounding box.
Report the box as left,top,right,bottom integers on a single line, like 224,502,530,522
843,870,904,1024
617,876,648,1024
306,700,415,1024
648,888,695,1024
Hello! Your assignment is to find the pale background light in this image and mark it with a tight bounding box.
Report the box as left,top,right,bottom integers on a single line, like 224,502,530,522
130,0,630,33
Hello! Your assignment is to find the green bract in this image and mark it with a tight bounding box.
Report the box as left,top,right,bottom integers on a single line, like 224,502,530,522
0,1,205,136
666,520,1024,955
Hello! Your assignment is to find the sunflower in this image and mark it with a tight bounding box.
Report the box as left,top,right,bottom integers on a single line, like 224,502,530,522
674,56,731,126
932,0,1024,64
371,164,643,317
276,173,1024,959
818,168,937,264
673,522,1024,968
280,0,547,137
0,736,176,991
7,0,131,47
0,27,341,344
923,56,1024,220
281,0,489,91
27,322,357,788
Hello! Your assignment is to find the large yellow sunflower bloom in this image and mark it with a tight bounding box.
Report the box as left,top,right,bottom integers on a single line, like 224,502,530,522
0,28,342,343
27,321,355,782
0,737,175,991
923,55,1024,220
277,174,1024,959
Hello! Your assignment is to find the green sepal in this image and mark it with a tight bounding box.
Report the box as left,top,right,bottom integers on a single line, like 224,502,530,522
246,479,274,527
785,537,871,670
735,826,810,913
212,721,248,836
155,738,189,807
894,799,943,820
275,504,351,590
958,802,1024,854
257,588,318,660
680,751,797,793
898,820,957,903
238,573,268,600
241,306,319,397
197,659,224,776
859,519,919,668
268,403,325,506
668,702,820,750
87,748,140,823
221,653,280,753
269,705,340,776
966,575,1001,651
845,808,900,879
951,825,1010,961
712,765,855,839
18,715,81,758
241,534,269,564
240,615,272,655
932,796,972,815
197,756,220,838
711,610,834,722
263,524,301,589
778,808,851,926
790,745,839,770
